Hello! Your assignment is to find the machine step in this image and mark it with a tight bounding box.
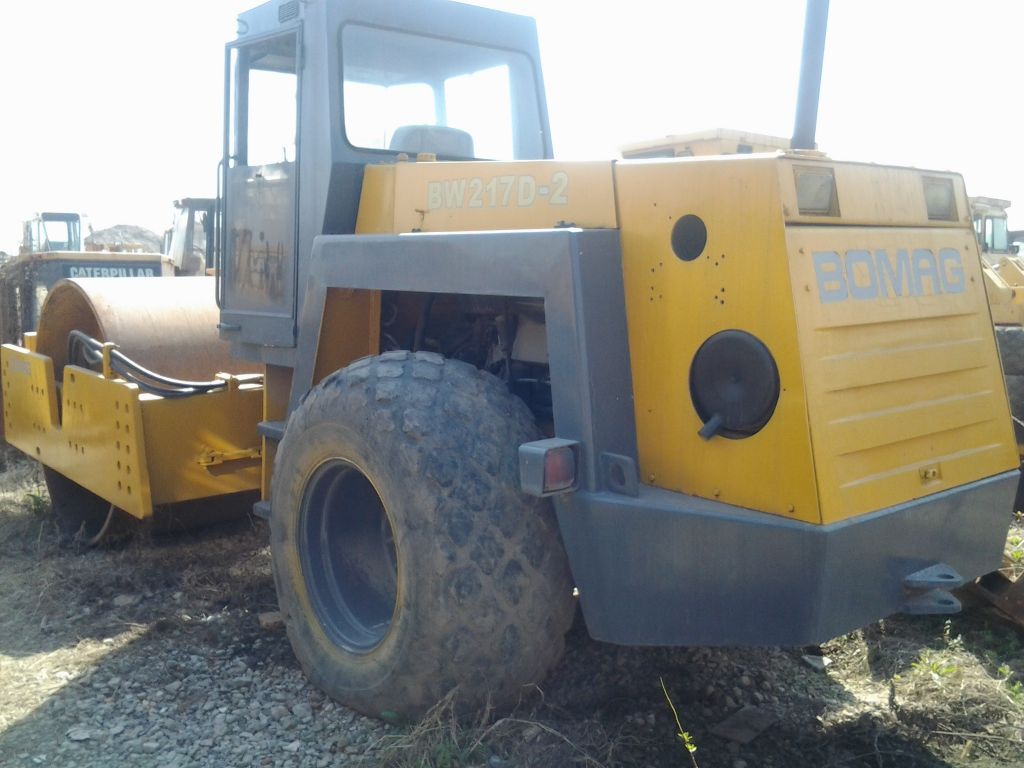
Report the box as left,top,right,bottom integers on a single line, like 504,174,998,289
258,421,286,441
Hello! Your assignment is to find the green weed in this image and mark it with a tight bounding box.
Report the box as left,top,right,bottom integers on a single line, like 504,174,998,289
996,664,1024,704
660,677,698,767
911,651,960,682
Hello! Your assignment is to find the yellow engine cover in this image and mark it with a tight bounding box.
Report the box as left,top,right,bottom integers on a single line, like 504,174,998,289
615,155,1018,525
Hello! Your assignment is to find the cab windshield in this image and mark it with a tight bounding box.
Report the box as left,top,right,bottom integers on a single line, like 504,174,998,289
341,24,544,160
39,214,81,252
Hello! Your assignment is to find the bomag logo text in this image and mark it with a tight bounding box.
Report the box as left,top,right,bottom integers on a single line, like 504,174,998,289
813,248,965,304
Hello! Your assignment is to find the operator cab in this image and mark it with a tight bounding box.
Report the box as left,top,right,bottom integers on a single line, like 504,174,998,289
21,212,84,254
219,0,551,355
164,198,215,276
971,196,1013,260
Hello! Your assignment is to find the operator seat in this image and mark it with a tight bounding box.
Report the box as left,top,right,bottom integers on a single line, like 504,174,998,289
389,125,475,158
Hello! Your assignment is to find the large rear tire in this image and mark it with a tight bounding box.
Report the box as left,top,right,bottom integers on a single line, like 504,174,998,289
270,351,575,719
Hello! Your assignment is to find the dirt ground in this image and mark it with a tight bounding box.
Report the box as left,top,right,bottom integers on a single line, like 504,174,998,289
1,448,1023,767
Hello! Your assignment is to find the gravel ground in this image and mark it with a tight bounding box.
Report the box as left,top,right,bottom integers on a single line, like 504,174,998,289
1,451,1024,767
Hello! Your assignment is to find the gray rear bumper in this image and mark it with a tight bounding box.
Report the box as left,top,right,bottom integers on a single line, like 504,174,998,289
555,470,1018,646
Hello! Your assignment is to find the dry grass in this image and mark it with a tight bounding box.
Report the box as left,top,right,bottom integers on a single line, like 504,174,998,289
823,616,1024,766
0,450,67,651
889,633,1024,762
0,446,50,549
0,446,274,645
373,688,631,768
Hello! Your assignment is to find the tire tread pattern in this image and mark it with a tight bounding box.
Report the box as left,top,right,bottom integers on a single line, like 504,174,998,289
271,351,574,718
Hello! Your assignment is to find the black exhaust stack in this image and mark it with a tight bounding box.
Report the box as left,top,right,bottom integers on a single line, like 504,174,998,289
791,0,830,150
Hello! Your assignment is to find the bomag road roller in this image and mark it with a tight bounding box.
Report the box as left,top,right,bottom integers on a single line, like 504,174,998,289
2,0,1020,718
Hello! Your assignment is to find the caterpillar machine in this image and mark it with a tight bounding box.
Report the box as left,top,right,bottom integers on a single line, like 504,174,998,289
3,0,1020,717
0,212,173,345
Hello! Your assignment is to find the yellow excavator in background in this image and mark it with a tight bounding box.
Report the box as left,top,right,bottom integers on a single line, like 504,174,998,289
974,198,1024,331
970,198,1024,447
964,195,1024,620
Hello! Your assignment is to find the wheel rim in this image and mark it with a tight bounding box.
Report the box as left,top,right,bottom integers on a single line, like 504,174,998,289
299,459,398,654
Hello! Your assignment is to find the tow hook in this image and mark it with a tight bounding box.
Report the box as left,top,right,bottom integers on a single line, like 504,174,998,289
901,563,965,615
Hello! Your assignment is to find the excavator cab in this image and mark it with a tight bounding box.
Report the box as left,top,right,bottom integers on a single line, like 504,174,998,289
20,212,83,254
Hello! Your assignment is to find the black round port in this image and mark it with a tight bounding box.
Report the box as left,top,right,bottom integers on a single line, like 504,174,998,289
671,214,707,262
690,330,780,439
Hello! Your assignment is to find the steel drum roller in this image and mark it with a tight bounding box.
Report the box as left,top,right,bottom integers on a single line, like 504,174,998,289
36,276,259,380
33,276,259,545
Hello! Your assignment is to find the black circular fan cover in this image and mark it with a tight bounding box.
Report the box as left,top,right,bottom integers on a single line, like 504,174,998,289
689,330,780,438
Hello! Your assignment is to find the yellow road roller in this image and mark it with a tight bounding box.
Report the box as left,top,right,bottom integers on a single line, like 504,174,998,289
2,0,1018,718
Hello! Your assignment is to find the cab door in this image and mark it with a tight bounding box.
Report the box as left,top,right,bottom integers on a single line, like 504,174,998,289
220,30,301,347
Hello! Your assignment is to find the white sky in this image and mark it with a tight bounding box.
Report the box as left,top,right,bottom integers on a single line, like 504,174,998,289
0,0,1021,254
